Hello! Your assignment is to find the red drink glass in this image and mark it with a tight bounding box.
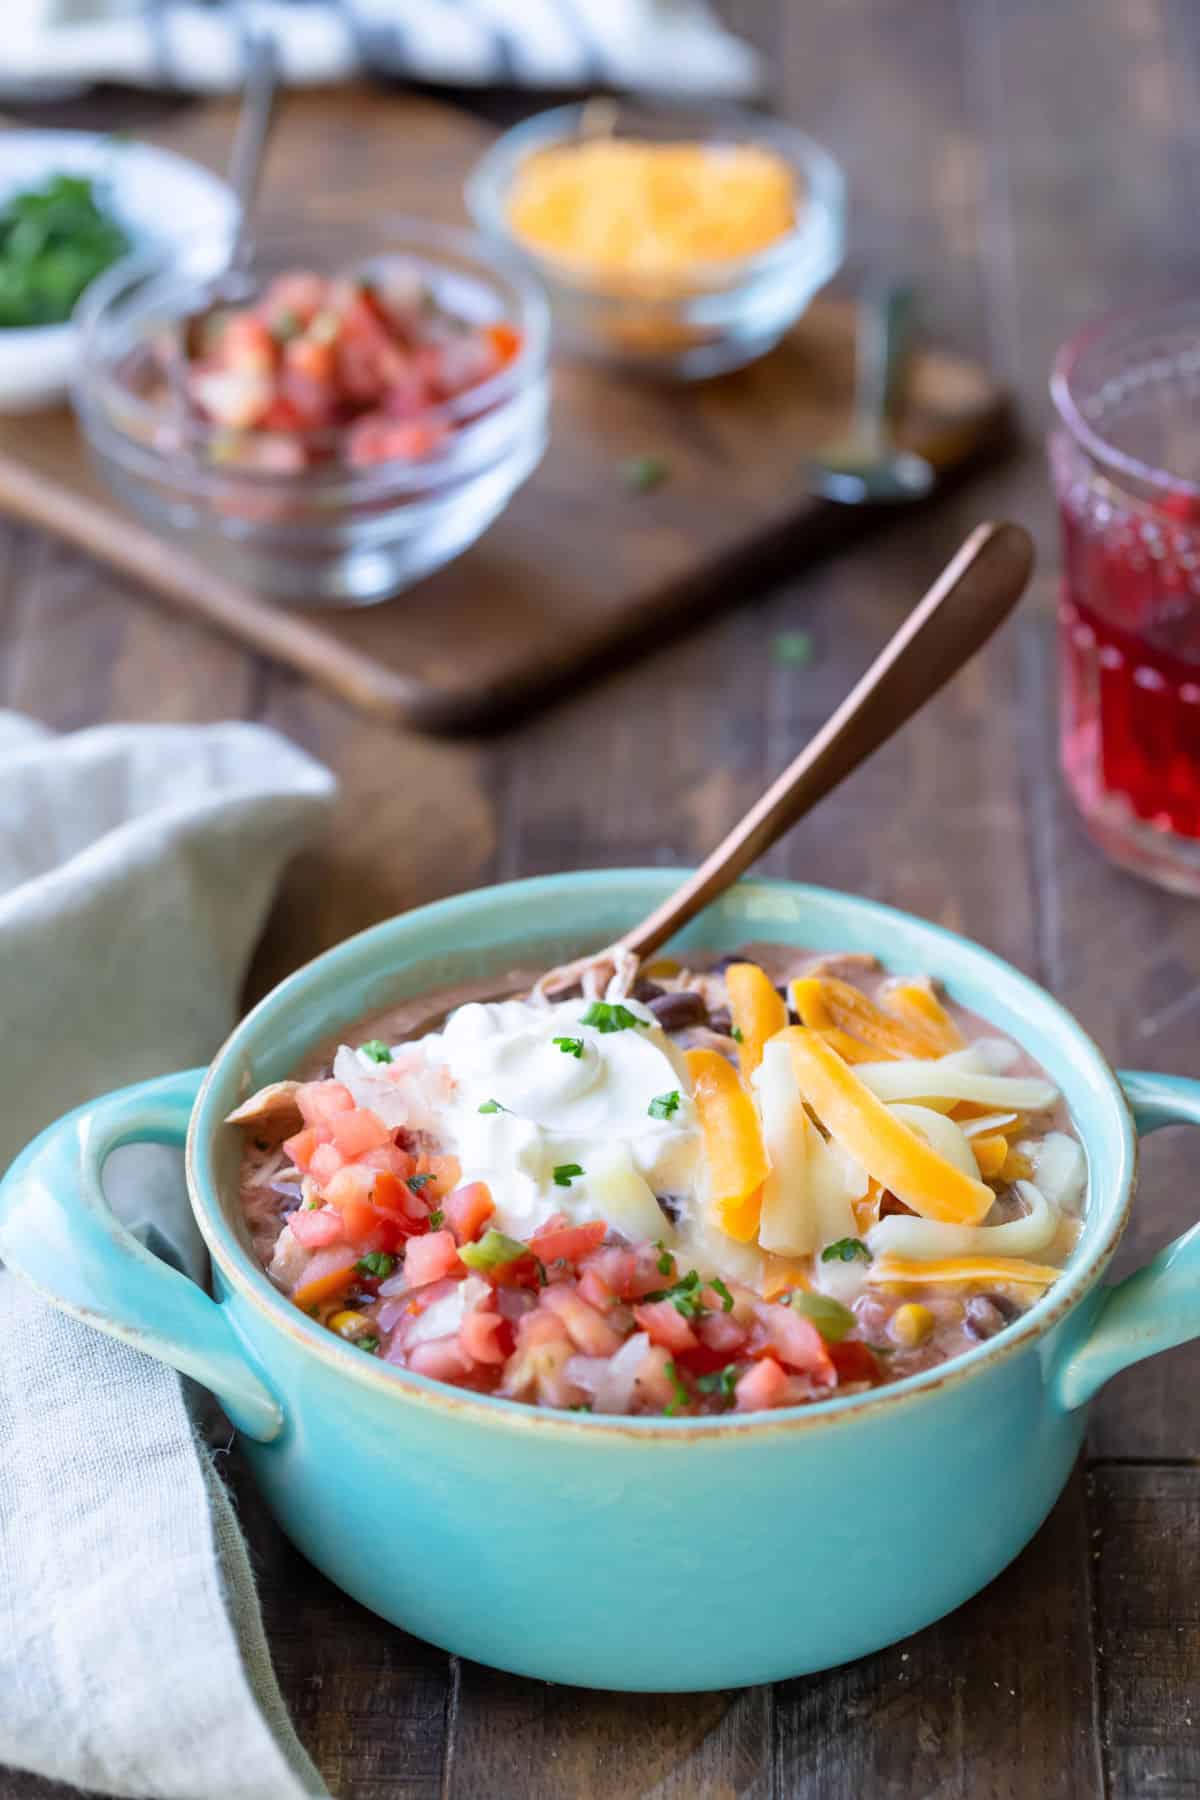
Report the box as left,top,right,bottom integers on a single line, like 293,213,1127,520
1050,300,1200,894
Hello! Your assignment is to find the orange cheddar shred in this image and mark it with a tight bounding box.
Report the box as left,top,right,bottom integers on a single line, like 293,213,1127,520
867,1254,1061,1291
789,976,949,1063
971,1133,1009,1179
878,980,966,1053
292,1256,357,1313
725,961,788,1080
685,1047,771,1243
779,1028,994,1226
761,1259,813,1300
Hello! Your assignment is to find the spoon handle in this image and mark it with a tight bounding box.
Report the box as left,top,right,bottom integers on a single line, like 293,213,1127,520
855,281,916,454
227,34,280,275
618,520,1034,964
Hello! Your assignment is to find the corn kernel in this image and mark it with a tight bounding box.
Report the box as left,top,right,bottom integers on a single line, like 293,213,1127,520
889,1303,934,1348
328,1309,368,1340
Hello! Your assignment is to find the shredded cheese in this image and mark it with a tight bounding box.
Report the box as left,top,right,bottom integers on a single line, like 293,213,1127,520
867,1252,1062,1290
685,1047,771,1243
779,1028,995,1226
506,139,797,281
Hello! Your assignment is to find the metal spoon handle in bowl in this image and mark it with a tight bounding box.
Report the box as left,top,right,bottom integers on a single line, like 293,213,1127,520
226,33,281,279
617,520,1034,965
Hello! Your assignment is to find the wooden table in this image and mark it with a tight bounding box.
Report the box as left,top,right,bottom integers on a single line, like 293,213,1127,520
5,2,1200,1794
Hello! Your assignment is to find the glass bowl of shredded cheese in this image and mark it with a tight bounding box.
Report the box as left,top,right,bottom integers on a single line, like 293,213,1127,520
466,101,844,380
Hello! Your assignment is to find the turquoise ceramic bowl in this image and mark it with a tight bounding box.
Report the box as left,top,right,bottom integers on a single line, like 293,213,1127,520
4,872,1200,1690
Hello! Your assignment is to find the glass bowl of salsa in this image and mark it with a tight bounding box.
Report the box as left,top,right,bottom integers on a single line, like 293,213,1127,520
72,221,550,607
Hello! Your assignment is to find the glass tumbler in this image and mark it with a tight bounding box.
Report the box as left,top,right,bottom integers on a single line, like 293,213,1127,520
1050,300,1200,894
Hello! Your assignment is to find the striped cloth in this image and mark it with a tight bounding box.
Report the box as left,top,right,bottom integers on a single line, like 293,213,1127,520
5,1,762,99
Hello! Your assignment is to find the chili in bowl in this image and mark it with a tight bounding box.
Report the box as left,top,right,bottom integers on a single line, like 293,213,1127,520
230,945,1085,1416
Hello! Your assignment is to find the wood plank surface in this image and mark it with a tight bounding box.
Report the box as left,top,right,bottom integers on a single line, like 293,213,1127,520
1091,1463,1200,1799
2,0,1200,1795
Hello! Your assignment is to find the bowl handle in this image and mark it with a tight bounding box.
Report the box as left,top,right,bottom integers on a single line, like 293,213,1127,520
1053,1069,1200,1412
0,1071,283,1443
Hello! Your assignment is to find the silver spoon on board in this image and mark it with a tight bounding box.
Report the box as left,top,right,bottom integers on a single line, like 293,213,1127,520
537,519,1034,999
804,282,936,505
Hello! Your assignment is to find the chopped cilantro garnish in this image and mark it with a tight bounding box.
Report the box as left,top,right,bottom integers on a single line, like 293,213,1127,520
709,1275,735,1314
789,1289,855,1341
360,1039,392,1063
478,1098,505,1114
772,629,815,669
301,1198,318,1211
459,1229,528,1271
356,1252,395,1279
645,1268,706,1319
580,1001,648,1034
820,1237,871,1264
356,1335,380,1354
648,1089,681,1120
553,1036,584,1059
656,1248,675,1277
553,1162,584,1188
407,1173,434,1192
663,1359,690,1416
0,173,129,329
619,453,670,494
427,1209,444,1230
570,1401,593,1413
730,1025,745,1043
695,1364,739,1405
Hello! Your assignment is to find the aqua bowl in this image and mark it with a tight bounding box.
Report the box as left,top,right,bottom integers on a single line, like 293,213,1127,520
3,872,1199,1690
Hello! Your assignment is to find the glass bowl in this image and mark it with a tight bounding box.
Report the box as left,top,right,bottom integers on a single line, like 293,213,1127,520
72,222,550,608
466,101,845,381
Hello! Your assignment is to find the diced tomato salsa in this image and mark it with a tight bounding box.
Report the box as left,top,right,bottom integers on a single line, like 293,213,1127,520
146,265,523,473
236,1072,855,1416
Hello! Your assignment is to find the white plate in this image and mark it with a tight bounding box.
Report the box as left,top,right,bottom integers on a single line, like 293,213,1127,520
0,131,236,412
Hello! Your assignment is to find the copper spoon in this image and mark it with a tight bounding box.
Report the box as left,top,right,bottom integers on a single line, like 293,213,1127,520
538,519,1034,999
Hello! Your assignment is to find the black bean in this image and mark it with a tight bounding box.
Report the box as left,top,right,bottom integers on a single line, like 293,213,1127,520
647,990,708,1031
632,978,667,1003
656,1193,684,1225
987,1292,1021,1322
711,952,762,974
706,1006,732,1037
964,1296,1008,1340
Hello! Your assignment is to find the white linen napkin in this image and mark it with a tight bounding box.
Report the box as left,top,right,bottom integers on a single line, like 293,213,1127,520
3,0,761,99
0,710,336,1800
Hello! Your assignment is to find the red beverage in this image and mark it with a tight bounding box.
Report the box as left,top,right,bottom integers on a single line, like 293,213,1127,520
1050,302,1200,893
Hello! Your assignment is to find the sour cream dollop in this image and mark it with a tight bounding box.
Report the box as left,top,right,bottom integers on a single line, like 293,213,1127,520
336,995,704,1242
424,996,701,1240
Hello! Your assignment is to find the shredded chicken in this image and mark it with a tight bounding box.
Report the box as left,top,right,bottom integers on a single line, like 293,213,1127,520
533,943,640,1005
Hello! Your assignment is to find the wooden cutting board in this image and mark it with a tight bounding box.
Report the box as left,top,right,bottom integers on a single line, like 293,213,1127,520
0,89,1011,732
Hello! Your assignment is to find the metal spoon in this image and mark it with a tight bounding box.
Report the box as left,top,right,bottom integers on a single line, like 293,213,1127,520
537,520,1033,998
804,282,935,504
166,36,280,408
223,33,281,289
